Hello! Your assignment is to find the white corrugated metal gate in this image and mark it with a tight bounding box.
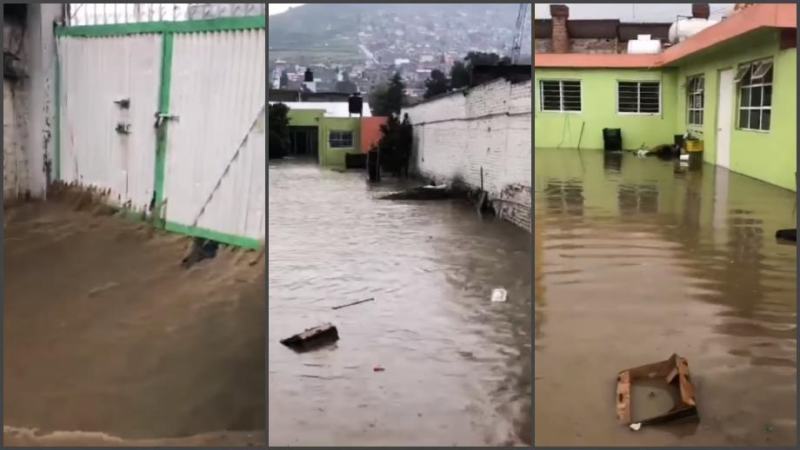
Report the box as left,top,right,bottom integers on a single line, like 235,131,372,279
56,17,265,249
165,29,265,243
58,34,161,210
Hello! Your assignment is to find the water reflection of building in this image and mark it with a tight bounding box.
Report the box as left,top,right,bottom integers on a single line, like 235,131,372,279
618,183,659,215
535,148,794,324
544,180,584,216
534,211,545,340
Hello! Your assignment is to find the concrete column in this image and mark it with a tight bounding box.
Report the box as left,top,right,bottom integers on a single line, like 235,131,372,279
23,4,64,199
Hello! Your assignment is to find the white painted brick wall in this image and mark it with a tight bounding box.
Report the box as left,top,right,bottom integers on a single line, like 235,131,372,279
402,78,532,230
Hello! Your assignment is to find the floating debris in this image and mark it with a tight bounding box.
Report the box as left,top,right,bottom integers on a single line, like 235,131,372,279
616,353,699,429
280,323,339,352
332,297,375,310
379,185,455,200
491,288,508,303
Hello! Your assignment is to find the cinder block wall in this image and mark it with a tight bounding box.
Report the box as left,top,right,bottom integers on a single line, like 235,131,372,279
402,78,532,232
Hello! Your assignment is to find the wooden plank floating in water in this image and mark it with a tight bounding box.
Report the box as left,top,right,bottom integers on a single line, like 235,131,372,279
280,323,339,352
332,297,374,310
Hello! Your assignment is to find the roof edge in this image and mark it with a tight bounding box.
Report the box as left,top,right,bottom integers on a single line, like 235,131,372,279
534,4,797,69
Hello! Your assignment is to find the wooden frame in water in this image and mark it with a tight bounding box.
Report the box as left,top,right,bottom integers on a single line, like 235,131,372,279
616,353,699,427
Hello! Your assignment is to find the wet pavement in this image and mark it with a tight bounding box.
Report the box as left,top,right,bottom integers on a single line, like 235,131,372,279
534,149,797,447
268,161,531,446
3,193,265,446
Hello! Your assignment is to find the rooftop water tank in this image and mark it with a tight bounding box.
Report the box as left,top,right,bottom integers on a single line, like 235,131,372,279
668,18,719,43
627,35,663,54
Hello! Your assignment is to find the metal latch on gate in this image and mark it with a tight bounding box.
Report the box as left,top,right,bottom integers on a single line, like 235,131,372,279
154,112,179,128
115,123,131,135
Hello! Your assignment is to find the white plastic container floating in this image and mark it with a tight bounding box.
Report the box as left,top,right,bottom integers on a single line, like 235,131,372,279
491,288,508,303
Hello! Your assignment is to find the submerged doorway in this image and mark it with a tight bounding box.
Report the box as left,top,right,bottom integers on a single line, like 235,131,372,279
288,126,319,161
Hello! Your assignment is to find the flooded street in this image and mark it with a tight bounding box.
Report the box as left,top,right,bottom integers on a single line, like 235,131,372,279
268,161,531,446
535,148,797,446
3,191,265,446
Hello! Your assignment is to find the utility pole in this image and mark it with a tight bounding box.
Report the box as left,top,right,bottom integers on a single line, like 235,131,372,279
510,3,529,64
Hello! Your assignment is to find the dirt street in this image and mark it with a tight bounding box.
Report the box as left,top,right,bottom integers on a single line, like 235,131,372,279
3,191,265,446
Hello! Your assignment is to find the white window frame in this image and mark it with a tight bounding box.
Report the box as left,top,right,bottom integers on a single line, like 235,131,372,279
616,80,661,115
539,79,582,113
329,130,354,148
686,74,704,127
736,59,773,133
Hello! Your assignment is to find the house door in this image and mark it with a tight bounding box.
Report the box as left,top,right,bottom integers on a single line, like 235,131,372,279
716,69,734,169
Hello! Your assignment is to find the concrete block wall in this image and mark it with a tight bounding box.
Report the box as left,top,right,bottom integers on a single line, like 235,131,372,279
403,78,532,232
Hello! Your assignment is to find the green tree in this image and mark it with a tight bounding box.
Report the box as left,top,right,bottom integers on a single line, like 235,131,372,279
375,112,414,177
269,103,290,159
369,72,406,116
423,69,449,99
464,51,501,67
376,115,402,176
450,61,470,89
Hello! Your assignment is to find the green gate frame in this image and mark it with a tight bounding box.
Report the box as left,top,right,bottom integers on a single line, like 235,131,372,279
54,16,266,249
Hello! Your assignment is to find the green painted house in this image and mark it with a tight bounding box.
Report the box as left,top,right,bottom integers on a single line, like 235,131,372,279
271,101,372,168
535,4,797,191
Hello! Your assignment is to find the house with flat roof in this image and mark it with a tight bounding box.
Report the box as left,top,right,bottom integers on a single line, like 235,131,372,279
270,99,387,169
534,3,797,191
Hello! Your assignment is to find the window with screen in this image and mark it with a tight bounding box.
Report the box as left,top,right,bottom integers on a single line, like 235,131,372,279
617,81,660,114
687,75,704,126
540,80,582,112
735,59,772,131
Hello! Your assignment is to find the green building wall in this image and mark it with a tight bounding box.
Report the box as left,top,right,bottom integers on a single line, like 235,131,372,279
318,117,361,168
534,29,797,191
534,69,679,151
673,30,796,191
285,109,362,169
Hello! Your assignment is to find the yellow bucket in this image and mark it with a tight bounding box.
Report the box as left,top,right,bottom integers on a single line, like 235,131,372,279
685,140,704,153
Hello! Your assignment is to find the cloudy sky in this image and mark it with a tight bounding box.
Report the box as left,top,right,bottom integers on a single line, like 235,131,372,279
534,3,734,22
269,3,735,22
269,4,302,16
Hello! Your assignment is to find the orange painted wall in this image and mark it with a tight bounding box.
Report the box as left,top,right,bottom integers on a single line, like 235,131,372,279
360,117,387,153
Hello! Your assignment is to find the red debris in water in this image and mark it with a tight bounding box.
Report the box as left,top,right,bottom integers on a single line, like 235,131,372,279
373,366,385,372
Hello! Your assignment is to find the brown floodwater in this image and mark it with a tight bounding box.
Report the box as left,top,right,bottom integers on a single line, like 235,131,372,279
268,161,532,446
534,148,797,447
3,194,265,447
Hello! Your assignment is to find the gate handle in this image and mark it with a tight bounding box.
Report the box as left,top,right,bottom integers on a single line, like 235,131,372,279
154,112,179,128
